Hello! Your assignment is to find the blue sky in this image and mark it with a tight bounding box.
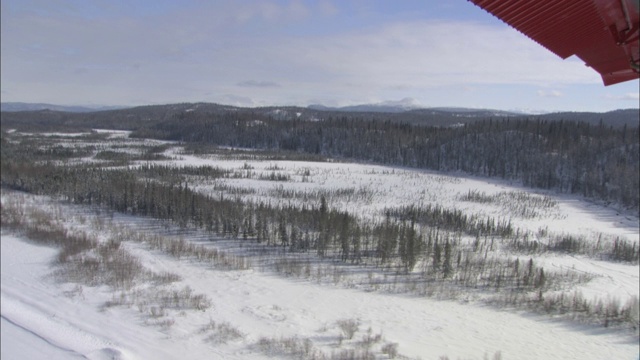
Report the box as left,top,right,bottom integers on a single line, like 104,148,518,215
1,0,638,112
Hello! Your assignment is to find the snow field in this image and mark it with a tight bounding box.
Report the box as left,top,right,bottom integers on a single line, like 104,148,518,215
156,146,639,303
2,129,638,359
2,185,639,360
2,220,639,360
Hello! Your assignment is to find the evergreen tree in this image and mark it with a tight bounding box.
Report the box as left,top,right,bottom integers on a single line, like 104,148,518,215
443,239,452,278
433,238,441,271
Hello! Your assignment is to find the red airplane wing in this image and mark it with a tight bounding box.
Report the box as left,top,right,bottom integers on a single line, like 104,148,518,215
469,0,640,85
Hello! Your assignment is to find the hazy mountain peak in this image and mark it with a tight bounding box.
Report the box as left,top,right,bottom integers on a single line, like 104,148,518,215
376,97,423,109
308,98,424,113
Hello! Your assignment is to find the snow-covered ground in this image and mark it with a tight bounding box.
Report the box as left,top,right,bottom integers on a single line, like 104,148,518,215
2,226,638,360
1,130,638,359
155,146,639,243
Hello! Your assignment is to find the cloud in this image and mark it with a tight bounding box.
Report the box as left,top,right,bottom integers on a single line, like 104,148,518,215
602,92,640,101
537,90,564,97
386,84,415,91
237,80,281,88
276,21,601,92
0,1,610,108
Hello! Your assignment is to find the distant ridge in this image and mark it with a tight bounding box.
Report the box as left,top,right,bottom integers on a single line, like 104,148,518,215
308,102,524,117
536,108,639,128
1,102,637,129
0,102,128,113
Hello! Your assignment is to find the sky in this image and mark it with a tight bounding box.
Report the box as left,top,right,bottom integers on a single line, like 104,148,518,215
1,0,639,113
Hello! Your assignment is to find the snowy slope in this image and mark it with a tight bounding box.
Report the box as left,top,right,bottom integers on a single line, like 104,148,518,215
2,185,639,360
1,130,638,359
2,228,639,360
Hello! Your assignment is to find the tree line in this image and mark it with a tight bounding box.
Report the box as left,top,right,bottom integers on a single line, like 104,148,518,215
1,105,637,210
130,112,639,211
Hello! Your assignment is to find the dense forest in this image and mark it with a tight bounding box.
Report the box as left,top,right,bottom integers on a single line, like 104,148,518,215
134,112,639,211
2,104,638,211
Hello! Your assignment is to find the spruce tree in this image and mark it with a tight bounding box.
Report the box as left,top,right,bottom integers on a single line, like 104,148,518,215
443,239,452,278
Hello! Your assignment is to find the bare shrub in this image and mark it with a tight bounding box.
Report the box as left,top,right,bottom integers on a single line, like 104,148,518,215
123,230,250,270
102,291,134,309
274,257,305,277
54,241,144,290
198,319,217,334
331,348,374,360
336,319,359,340
256,336,323,359
151,271,182,285
62,284,84,299
381,342,398,358
136,286,212,311
357,327,382,350
148,305,166,318
203,321,244,344
149,318,175,329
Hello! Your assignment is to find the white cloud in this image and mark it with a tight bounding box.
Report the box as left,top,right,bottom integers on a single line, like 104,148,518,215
602,92,640,101
298,21,600,87
537,90,564,97
0,1,615,108
237,80,281,88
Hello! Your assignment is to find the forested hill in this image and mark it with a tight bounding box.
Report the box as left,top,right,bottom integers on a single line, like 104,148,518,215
1,104,638,211
536,109,640,128
0,103,638,132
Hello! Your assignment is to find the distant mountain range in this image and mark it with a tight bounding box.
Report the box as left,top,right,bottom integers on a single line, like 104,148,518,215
307,98,547,116
308,103,512,115
309,98,424,113
3,100,525,116
0,102,128,113
1,101,638,129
